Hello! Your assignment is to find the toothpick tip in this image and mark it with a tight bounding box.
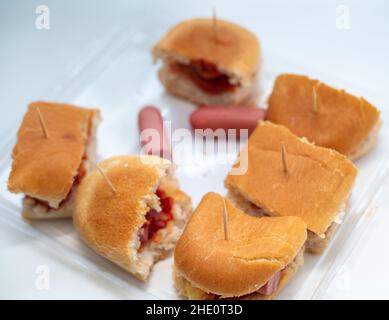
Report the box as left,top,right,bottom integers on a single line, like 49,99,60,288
212,8,218,43
37,107,49,139
96,165,117,194
281,142,288,173
312,83,319,114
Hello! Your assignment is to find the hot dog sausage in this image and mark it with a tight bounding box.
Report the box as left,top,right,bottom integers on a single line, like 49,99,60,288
138,106,171,160
190,105,266,137
257,270,281,296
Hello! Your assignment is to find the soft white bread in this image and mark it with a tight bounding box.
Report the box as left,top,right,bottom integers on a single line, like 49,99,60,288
8,101,100,210
266,74,381,159
225,122,357,238
74,155,192,281
306,222,340,254
153,18,260,105
22,189,76,220
158,63,258,106
174,192,307,299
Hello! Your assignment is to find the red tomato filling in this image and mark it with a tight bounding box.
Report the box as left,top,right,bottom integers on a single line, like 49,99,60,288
169,59,236,95
139,189,174,248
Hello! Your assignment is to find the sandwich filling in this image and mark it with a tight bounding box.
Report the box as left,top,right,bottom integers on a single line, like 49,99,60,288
128,175,192,280
138,188,174,250
168,59,237,94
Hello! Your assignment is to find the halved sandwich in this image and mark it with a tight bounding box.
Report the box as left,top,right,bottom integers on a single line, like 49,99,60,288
225,122,358,254
152,18,260,106
74,155,192,281
7,101,100,219
174,192,307,300
266,73,381,160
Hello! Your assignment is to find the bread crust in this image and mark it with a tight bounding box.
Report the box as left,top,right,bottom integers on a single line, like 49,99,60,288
227,188,348,254
225,122,357,236
174,246,304,300
266,74,381,158
174,192,306,298
349,119,382,160
74,155,191,280
153,18,260,86
8,101,100,207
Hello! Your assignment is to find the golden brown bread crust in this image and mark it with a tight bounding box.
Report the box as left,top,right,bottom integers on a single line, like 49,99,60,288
7,101,100,207
74,155,191,280
174,192,307,298
266,74,381,158
174,246,304,300
153,18,260,86
225,122,357,236
227,187,348,254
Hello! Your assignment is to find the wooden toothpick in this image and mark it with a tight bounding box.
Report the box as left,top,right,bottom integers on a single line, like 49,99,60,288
96,165,117,194
212,8,218,42
281,142,288,173
222,198,229,241
312,82,320,114
37,107,49,139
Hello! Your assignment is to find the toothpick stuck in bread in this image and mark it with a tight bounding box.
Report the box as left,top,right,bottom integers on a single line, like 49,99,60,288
37,107,49,139
212,8,218,42
312,84,318,114
281,142,288,173
96,165,117,194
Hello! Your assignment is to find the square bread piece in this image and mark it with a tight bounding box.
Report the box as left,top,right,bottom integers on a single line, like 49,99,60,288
174,192,307,300
225,122,357,254
7,101,100,219
266,74,381,160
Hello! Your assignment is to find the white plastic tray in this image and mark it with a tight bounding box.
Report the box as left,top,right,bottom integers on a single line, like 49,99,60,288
0,15,388,299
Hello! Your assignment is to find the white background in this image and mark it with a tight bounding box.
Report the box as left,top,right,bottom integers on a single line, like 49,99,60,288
0,0,388,299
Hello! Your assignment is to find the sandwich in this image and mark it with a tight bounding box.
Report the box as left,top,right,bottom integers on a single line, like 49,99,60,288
7,101,100,219
266,73,381,160
152,18,260,106
174,192,307,300
74,155,192,281
225,122,357,254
